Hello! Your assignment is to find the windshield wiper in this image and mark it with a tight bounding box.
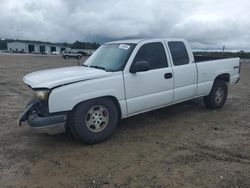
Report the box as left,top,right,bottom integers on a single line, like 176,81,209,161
82,64,89,67
89,65,106,71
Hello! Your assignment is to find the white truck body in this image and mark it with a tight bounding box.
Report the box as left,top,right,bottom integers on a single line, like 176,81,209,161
24,39,240,118
19,38,240,141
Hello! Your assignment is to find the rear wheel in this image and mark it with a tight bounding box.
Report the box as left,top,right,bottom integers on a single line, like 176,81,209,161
204,80,228,109
70,98,118,144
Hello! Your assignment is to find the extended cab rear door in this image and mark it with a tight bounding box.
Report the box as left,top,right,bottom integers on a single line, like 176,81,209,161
166,40,197,102
123,40,174,116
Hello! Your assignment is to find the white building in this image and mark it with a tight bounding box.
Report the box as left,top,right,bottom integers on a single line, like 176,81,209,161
7,42,71,54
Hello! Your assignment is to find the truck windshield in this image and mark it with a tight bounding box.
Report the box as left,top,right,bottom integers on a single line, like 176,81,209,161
83,43,136,72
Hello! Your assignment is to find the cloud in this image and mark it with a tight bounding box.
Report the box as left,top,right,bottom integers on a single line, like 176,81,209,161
0,0,250,50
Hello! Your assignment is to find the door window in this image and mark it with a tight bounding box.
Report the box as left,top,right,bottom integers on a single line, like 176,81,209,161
133,42,168,70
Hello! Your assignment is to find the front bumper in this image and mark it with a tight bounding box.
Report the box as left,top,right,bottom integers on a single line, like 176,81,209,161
17,99,67,135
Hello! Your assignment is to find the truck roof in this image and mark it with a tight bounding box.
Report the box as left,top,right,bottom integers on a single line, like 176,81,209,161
106,38,185,44
106,39,144,44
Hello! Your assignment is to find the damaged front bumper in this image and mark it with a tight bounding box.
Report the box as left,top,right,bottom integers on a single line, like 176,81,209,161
17,99,67,135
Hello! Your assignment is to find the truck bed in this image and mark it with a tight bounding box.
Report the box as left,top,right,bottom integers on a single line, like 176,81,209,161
194,55,232,63
194,57,240,97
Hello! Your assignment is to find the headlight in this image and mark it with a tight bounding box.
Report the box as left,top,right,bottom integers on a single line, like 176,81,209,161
34,90,50,100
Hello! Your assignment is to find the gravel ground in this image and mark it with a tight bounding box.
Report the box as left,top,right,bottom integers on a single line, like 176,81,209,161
0,54,249,188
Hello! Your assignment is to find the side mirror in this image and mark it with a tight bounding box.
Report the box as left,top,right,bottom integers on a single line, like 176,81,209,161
130,61,150,73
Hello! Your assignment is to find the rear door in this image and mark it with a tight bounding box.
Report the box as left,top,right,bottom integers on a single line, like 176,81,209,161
167,41,197,102
123,41,174,115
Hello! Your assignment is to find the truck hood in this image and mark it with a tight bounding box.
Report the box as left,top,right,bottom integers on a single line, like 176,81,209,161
23,66,112,89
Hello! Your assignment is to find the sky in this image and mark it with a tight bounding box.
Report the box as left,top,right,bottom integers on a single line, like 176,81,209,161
0,0,250,50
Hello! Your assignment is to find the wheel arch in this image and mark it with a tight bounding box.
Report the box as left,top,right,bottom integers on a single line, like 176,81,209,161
205,73,230,96
71,96,122,120
215,73,230,83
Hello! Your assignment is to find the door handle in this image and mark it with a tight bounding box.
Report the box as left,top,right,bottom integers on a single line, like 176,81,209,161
164,73,172,79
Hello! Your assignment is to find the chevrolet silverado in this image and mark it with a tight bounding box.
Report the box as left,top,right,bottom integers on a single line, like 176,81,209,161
18,38,240,143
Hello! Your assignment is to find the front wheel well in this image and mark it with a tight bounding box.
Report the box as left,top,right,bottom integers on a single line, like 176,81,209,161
105,96,122,121
71,96,122,120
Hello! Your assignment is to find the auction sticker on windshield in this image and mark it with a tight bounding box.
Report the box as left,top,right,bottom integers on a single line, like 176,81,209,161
119,44,130,50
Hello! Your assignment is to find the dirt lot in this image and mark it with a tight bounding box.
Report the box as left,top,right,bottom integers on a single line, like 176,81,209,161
0,54,249,188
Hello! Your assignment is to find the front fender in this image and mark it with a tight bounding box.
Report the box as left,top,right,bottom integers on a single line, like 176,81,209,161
48,73,127,116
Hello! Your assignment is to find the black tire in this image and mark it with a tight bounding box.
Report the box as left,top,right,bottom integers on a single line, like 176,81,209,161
67,111,81,140
204,80,228,109
71,98,118,144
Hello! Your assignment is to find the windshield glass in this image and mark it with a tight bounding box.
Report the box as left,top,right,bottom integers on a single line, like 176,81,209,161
83,43,136,71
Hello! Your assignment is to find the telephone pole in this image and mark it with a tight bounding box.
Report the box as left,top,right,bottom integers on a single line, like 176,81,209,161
222,45,225,53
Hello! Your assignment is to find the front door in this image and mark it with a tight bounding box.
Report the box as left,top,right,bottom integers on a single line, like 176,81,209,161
124,42,174,115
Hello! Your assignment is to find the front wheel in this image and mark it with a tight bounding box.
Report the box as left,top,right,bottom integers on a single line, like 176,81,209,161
204,80,228,109
70,98,118,144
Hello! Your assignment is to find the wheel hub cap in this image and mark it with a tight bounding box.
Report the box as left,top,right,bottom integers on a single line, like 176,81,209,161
85,105,109,133
215,87,224,104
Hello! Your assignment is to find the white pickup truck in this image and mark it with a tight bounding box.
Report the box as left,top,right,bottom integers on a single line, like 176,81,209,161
18,38,240,143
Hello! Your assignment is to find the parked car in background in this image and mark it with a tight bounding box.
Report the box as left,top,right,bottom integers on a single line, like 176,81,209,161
62,51,82,59
51,51,60,55
1,50,12,53
18,38,240,144
77,50,88,56
86,50,94,56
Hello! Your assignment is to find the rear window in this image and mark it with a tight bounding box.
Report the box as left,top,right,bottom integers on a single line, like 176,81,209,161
168,41,189,66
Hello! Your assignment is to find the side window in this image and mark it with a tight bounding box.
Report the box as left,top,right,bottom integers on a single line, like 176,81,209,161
133,42,168,70
168,41,189,66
